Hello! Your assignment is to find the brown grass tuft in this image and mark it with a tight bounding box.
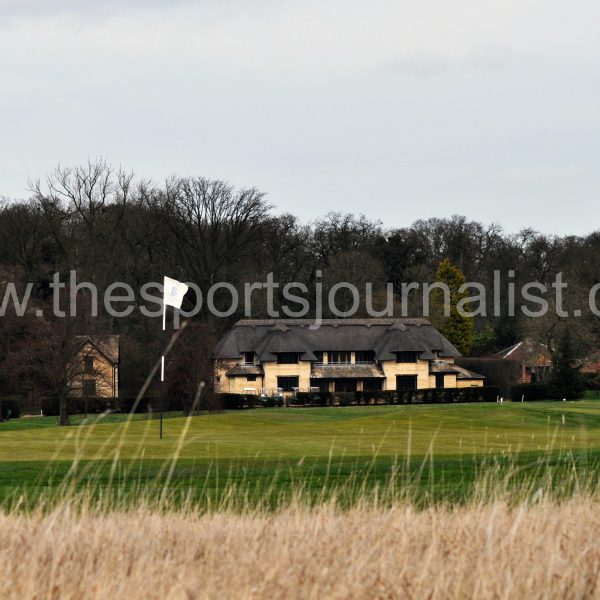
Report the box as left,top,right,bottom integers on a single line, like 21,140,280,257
1,499,600,599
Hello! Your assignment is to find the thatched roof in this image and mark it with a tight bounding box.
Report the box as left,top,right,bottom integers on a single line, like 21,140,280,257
214,319,460,361
225,364,264,376
311,364,386,379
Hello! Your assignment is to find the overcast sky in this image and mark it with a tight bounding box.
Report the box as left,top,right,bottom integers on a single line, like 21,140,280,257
1,0,599,235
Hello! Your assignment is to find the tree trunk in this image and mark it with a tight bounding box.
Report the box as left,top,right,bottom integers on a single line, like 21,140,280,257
59,392,69,426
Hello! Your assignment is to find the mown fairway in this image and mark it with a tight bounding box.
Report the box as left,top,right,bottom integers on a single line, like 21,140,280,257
3,399,600,506
3,401,600,461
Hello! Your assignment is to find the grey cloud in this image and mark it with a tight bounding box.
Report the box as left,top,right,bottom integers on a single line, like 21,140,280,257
0,0,195,18
383,44,514,77
464,44,514,69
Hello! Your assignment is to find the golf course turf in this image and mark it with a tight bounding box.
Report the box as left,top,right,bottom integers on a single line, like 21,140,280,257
2,399,600,508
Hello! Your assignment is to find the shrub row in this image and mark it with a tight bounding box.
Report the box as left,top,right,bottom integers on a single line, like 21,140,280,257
41,396,118,416
325,387,501,406
509,383,550,402
40,395,200,416
510,382,587,401
218,394,284,410
218,387,501,409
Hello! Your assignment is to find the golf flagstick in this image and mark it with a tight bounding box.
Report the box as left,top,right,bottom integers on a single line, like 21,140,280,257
160,302,165,440
160,276,189,439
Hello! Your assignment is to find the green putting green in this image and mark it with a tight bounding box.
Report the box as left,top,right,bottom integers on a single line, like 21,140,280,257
2,401,600,462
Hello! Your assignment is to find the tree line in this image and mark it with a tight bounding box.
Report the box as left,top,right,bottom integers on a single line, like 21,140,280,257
1,160,598,406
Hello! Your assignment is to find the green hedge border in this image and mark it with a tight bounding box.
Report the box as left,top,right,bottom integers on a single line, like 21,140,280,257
217,386,501,409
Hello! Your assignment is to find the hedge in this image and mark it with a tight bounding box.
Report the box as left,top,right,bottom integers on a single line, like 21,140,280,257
293,391,332,407
41,395,192,416
117,395,192,413
42,395,119,416
0,399,21,420
217,387,501,409
40,386,502,417
509,383,550,402
218,393,283,409
289,388,501,407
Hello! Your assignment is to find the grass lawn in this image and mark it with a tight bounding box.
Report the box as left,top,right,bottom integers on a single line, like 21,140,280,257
3,399,600,507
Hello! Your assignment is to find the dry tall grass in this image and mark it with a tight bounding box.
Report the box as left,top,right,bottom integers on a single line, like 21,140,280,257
2,499,600,599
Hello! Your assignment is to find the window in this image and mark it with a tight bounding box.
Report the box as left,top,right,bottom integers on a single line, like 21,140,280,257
435,373,445,389
363,378,383,391
277,353,299,364
355,351,375,363
83,356,94,373
314,351,324,363
83,380,97,396
243,352,255,365
310,379,328,392
396,375,417,391
277,376,299,392
247,375,257,382
396,351,418,363
328,351,351,364
335,379,356,392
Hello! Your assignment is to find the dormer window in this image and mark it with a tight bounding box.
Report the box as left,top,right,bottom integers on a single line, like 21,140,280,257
277,352,299,364
328,351,351,364
243,352,255,365
355,351,375,363
396,351,418,363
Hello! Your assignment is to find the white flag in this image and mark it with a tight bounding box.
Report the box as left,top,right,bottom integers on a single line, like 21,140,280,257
163,276,189,309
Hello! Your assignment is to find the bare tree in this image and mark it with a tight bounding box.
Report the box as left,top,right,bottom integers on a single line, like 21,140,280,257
29,160,135,288
158,176,271,288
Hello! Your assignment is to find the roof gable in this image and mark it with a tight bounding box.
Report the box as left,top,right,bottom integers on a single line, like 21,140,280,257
74,335,120,364
494,339,551,366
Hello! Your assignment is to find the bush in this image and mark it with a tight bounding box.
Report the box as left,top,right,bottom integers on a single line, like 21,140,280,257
42,395,118,416
0,399,21,420
334,392,354,406
215,387,501,411
355,391,388,405
582,372,600,391
264,396,284,408
219,394,245,410
294,391,331,406
391,387,499,405
216,393,266,410
510,383,550,402
343,387,500,406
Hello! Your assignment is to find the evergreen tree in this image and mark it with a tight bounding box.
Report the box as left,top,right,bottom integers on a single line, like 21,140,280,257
433,258,474,356
549,327,585,399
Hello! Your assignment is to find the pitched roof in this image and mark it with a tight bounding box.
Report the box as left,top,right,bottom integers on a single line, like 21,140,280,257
429,360,485,379
429,360,462,374
225,364,264,376
494,339,552,367
214,318,460,361
74,335,120,364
